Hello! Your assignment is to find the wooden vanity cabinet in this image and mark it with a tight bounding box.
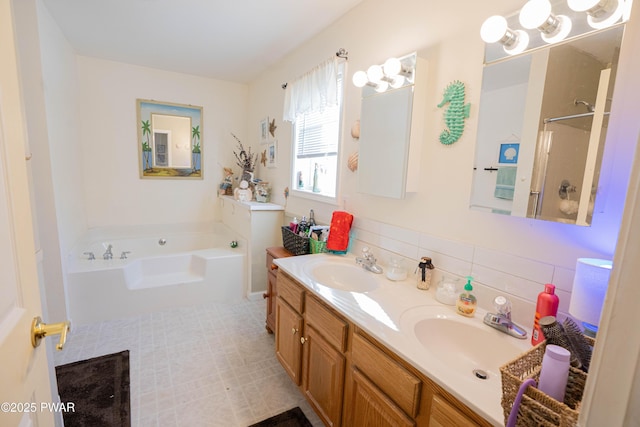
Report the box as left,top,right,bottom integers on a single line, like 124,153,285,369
265,246,293,333
275,271,348,427
275,272,491,427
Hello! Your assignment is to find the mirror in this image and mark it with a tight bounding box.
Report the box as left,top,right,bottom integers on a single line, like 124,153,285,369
471,26,624,225
357,53,426,199
137,99,203,179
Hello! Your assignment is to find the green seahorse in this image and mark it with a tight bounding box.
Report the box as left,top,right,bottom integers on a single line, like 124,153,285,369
437,80,470,145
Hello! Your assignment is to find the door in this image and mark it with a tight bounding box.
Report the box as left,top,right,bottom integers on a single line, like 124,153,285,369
0,0,55,425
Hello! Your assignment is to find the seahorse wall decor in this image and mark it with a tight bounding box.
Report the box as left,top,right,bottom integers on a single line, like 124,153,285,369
437,80,470,145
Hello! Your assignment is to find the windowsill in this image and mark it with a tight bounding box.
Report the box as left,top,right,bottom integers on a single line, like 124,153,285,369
291,189,340,206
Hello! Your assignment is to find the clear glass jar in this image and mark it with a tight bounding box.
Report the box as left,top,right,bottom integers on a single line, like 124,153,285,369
255,182,271,202
386,258,407,281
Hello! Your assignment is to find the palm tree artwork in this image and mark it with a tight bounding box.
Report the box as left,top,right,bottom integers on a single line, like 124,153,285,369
191,125,201,172
141,119,152,170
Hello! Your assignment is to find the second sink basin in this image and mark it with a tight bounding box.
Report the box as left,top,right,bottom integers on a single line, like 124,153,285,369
400,306,529,382
303,257,379,293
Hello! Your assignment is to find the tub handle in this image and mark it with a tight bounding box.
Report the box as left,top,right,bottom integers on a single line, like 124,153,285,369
120,251,131,259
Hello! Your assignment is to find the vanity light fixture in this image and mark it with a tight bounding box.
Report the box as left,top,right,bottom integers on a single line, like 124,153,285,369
567,0,625,29
520,0,573,43
352,53,416,92
480,15,530,55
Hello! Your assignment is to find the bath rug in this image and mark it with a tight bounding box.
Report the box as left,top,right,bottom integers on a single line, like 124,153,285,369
55,350,130,427
249,406,313,427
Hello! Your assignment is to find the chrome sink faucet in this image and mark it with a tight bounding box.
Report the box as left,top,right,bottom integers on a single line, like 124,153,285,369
483,296,528,339
103,244,113,260
355,247,383,274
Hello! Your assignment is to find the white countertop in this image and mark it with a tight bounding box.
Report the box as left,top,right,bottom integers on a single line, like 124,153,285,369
220,195,284,211
274,252,532,426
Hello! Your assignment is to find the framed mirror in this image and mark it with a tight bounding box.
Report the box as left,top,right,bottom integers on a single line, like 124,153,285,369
470,25,624,225
137,99,203,179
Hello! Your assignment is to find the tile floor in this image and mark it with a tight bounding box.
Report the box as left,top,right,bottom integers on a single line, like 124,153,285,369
54,298,323,427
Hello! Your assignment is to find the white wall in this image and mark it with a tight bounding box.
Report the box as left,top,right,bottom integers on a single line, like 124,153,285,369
248,0,638,273
75,57,249,228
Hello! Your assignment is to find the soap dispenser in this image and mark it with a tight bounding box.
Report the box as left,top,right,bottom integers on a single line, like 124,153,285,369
456,276,477,317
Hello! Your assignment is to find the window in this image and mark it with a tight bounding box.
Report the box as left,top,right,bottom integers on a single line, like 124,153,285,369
286,60,345,200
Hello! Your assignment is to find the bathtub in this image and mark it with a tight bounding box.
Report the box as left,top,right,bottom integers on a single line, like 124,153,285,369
66,223,247,324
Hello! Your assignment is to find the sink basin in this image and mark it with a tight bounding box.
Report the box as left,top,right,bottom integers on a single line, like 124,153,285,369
401,306,529,381
303,258,379,292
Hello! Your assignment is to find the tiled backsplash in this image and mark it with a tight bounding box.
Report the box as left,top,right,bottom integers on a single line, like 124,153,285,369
349,217,575,328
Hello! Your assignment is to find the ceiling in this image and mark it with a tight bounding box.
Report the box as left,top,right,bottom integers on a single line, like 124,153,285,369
42,0,363,83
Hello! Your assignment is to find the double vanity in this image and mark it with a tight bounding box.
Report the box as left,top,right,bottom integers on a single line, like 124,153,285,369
270,252,531,426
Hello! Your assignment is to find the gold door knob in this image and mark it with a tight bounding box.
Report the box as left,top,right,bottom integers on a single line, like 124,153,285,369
31,317,71,351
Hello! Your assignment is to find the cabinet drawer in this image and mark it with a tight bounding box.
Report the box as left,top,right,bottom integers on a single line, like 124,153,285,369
429,394,478,427
352,333,421,418
277,272,305,313
305,296,348,352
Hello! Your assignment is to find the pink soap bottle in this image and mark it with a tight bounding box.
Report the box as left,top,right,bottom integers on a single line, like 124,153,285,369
531,284,559,346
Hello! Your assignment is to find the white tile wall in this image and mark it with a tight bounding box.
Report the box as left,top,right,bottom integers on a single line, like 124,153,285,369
350,217,578,327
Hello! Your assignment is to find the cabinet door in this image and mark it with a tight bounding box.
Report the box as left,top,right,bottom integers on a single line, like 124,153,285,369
346,368,415,427
275,297,303,385
302,325,346,427
429,394,479,427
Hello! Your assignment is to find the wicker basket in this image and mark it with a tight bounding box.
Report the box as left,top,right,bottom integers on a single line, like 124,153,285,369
281,226,310,255
500,337,594,427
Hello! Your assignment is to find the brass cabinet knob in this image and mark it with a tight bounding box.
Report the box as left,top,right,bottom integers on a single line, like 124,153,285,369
31,317,71,351
300,337,307,344
292,327,298,335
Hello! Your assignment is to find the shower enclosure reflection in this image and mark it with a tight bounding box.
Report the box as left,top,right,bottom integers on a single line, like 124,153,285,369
470,26,623,225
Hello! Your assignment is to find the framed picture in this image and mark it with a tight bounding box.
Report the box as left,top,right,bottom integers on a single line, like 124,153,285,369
260,117,270,144
498,143,519,164
137,99,203,179
267,140,277,168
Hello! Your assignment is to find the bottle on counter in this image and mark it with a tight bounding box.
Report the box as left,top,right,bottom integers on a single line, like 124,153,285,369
531,283,560,346
538,344,571,402
289,217,299,234
416,257,434,290
456,276,477,317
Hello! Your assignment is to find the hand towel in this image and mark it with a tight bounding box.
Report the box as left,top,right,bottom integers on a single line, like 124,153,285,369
326,211,354,253
494,166,517,200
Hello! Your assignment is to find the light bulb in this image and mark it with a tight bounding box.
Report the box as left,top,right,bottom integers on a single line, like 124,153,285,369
389,75,405,89
504,30,529,55
480,15,509,43
519,0,553,29
367,65,384,83
374,81,389,93
383,57,402,77
352,71,368,88
568,0,623,29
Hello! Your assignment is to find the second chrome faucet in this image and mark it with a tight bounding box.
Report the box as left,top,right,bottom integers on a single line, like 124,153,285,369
355,247,383,274
483,296,528,339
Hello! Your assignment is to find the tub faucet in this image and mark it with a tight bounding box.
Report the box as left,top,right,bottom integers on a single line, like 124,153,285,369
83,251,95,261
120,251,131,259
103,244,113,260
483,296,527,339
355,247,383,274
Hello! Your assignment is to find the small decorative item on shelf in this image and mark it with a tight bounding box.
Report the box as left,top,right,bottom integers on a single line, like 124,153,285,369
219,167,234,196
255,182,271,203
234,180,253,202
231,132,257,182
